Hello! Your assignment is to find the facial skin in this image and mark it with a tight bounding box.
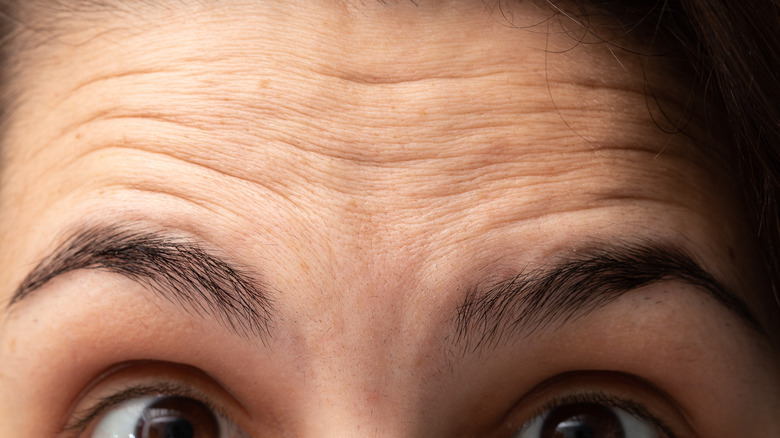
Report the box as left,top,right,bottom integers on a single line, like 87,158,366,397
0,0,778,436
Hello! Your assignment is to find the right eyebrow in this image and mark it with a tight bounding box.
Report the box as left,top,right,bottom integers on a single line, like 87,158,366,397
6,224,273,342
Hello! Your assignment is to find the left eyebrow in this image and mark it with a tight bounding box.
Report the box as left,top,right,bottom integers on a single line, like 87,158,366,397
6,224,274,342
453,241,765,353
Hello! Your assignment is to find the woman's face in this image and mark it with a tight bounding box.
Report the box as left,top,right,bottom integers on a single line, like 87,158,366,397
0,1,778,436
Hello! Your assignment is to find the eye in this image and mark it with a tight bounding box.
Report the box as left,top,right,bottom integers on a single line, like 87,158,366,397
84,395,249,438
514,402,668,438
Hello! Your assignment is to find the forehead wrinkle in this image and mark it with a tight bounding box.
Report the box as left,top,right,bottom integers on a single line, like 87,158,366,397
7,14,723,180
25,148,707,267
46,76,701,172
15,0,696,130
37,69,573,165
4,3,665,166
29,80,726,203
52,143,310,216
10,77,727,229
25,124,726,231
3,2,747,253
23,108,558,191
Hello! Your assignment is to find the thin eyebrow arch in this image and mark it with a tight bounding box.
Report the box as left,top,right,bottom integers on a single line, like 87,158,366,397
454,242,765,353
6,224,273,342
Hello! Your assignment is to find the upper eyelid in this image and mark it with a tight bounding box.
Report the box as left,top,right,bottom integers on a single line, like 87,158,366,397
64,381,232,437
70,385,680,438
64,368,690,437
525,391,679,438
502,371,693,438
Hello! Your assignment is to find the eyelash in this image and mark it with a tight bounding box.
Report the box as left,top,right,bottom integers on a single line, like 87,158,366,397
523,391,679,438
63,382,231,437
64,381,680,438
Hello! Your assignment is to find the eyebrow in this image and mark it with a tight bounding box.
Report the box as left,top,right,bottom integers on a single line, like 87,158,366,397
6,226,763,353
6,224,273,342
453,242,765,353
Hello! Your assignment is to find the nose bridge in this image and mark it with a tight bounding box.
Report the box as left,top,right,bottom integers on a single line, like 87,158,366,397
298,391,411,438
273,190,450,437
288,338,416,437
286,262,439,438
294,366,442,438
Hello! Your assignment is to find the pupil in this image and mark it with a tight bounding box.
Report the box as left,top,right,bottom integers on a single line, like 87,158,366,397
163,418,194,438
135,396,219,438
541,403,625,438
556,419,595,438
144,417,195,438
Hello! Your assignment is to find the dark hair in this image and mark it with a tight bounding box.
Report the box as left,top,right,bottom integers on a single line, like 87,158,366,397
542,0,780,313
691,0,780,306
655,0,780,307
0,0,777,309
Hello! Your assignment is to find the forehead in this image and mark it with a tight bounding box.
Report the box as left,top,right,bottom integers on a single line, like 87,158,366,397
2,3,780,434
0,1,753,302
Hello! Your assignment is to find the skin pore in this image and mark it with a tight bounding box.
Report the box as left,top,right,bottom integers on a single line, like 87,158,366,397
0,0,778,436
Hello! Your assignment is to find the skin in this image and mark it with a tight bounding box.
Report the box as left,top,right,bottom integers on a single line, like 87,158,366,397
0,0,778,436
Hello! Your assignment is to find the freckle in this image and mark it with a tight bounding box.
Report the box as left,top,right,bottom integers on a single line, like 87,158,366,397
258,79,270,89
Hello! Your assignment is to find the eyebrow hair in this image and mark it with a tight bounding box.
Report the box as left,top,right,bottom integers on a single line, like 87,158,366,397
7,227,763,355
6,224,273,342
453,242,765,353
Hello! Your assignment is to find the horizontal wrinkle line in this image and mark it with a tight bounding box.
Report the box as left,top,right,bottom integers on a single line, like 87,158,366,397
588,143,703,158
313,70,500,86
61,68,185,100
74,144,283,194
254,132,533,165
478,201,678,226
86,151,303,212
240,137,443,165
589,194,708,213
103,183,302,223
57,110,202,143
99,184,230,217
543,78,651,94
65,109,460,166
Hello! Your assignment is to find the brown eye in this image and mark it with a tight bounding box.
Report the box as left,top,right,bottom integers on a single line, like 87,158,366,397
87,395,249,438
541,403,624,438
135,396,219,438
514,401,666,438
